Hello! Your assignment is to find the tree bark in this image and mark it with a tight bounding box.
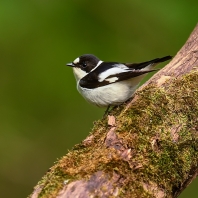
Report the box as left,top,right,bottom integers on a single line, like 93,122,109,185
30,24,198,198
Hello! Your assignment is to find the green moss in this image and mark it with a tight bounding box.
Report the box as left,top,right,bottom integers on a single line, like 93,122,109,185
33,167,75,198
31,71,198,198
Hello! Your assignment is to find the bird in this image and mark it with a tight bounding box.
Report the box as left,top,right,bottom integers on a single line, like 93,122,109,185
66,54,172,113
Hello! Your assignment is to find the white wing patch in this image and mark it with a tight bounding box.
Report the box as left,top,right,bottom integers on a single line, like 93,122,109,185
114,63,128,69
98,64,128,82
105,77,118,83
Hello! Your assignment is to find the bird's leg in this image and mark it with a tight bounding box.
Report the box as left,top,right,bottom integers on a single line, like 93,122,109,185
103,105,111,117
103,95,136,117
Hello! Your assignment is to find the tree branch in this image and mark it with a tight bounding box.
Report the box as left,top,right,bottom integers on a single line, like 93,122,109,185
30,24,198,198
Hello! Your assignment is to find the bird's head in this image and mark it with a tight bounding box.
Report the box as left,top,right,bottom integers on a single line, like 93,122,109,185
67,54,101,81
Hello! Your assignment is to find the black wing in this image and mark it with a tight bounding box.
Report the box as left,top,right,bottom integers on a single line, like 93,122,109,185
79,68,156,89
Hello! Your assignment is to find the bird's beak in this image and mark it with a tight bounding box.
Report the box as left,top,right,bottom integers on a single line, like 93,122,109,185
66,62,75,67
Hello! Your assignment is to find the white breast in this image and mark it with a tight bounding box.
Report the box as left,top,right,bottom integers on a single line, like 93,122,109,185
77,75,144,107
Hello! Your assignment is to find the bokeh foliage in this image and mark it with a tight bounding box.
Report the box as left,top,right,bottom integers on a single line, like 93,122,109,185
0,0,197,197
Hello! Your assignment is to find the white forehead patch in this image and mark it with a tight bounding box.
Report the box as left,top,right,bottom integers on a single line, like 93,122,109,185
73,57,80,64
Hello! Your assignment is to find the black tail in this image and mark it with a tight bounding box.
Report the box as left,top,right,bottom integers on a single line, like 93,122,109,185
126,55,172,70
153,55,172,64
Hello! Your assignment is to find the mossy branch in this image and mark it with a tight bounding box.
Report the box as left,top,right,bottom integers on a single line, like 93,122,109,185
30,24,198,198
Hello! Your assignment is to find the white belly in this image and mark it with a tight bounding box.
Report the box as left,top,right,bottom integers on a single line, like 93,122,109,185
77,76,144,107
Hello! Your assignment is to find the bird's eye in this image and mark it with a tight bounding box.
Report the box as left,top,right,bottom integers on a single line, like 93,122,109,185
82,62,87,68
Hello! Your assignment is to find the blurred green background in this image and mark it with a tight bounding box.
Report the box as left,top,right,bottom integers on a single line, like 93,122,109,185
0,0,197,197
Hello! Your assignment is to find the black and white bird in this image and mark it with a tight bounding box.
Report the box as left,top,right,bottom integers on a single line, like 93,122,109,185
66,54,171,110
